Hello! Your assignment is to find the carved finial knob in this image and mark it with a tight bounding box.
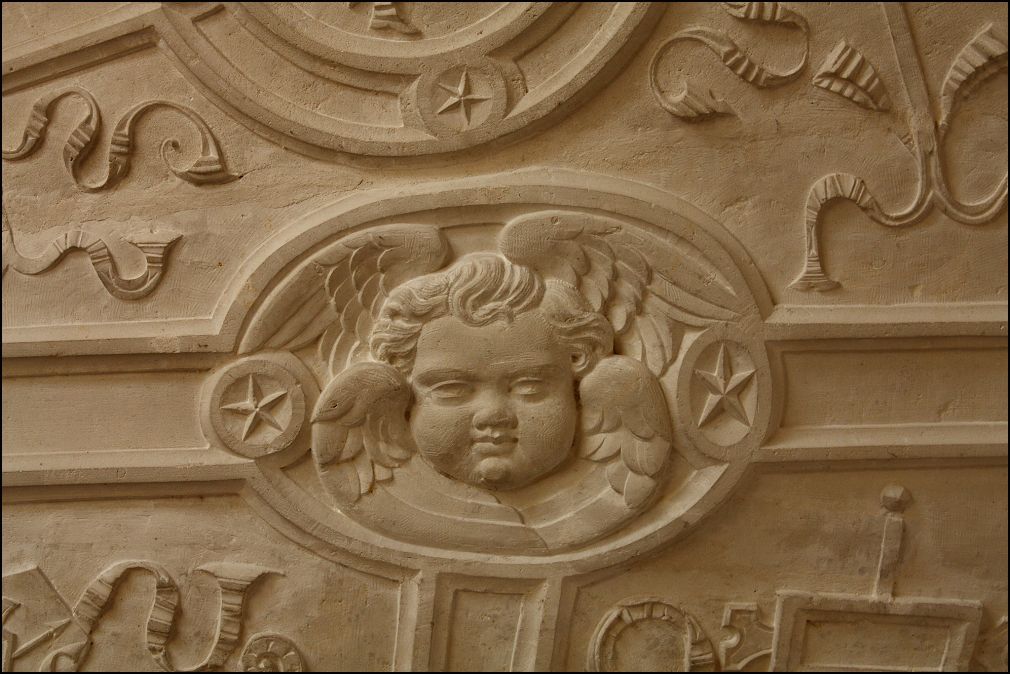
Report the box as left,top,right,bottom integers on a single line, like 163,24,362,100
880,484,912,512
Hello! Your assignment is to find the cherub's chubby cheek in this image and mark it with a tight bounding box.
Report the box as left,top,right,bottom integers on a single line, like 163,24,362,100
508,393,578,487
409,404,472,466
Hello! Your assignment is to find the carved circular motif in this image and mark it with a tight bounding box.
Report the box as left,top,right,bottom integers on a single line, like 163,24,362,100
157,3,659,158
588,598,715,672
690,340,758,446
231,173,771,573
413,59,508,137
241,633,304,672
202,353,315,459
675,325,772,463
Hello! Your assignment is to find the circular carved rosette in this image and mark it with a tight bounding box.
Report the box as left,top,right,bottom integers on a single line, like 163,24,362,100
241,633,304,672
227,172,772,572
156,3,661,158
201,352,318,462
588,598,716,672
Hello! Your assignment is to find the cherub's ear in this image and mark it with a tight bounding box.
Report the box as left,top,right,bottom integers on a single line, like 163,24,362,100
312,361,415,502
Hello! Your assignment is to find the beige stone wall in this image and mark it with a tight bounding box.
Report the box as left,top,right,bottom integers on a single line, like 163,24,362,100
2,3,1006,671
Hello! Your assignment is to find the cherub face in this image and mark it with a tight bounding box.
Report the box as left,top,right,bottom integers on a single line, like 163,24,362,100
409,310,578,490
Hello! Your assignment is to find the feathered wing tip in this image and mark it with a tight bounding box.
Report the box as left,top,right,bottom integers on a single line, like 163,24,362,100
578,355,674,510
240,225,450,364
499,210,742,377
311,361,415,502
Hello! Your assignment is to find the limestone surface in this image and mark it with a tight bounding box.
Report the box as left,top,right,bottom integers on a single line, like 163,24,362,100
2,2,1007,671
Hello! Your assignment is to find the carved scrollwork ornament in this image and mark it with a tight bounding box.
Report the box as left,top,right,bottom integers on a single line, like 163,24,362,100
791,11,1007,290
2,562,278,673
588,598,716,672
650,2,810,121
201,352,319,462
1,209,180,300
812,41,892,111
1,86,239,191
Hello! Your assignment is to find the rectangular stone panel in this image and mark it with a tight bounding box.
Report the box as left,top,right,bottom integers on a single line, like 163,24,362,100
771,592,983,672
2,371,206,452
429,576,547,672
780,343,1008,426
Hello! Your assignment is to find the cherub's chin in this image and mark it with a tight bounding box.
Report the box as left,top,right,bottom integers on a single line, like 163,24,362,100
472,457,515,489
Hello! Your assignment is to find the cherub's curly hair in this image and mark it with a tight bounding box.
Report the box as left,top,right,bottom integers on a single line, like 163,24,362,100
371,253,613,378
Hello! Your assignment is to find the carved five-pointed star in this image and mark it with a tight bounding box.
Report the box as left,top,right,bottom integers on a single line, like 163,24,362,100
694,344,755,427
221,375,287,441
436,69,489,128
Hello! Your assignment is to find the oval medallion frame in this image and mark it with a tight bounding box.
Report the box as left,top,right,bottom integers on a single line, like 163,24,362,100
205,170,774,576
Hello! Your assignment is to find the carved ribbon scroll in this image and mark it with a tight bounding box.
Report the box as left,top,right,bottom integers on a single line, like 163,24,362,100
650,2,810,121
2,209,180,300
792,14,1008,290
39,561,275,672
2,86,239,191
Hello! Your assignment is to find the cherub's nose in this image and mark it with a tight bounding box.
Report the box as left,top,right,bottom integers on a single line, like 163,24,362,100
472,394,518,430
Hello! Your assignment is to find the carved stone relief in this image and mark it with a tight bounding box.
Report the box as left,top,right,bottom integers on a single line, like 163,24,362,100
154,2,664,159
203,175,773,563
587,598,715,672
2,210,180,300
1,86,238,299
650,2,809,121
573,484,996,672
1,561,301,672
648,3,1007,292
2,86,239,191
791,13,1008,291
2,2,1006,672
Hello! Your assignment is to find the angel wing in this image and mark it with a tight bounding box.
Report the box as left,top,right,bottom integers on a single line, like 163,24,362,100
579,355,673,509
239,225,450,375
498,211,742,375
312,361,414,502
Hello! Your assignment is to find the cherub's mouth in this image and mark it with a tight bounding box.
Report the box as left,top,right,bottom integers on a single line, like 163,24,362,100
470,435,517,455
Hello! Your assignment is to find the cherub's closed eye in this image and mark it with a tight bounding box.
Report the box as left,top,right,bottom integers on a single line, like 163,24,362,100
510,378,545,398
429,381,474,401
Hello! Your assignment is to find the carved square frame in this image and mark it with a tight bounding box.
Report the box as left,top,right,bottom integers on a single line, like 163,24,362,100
770,591,983,671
